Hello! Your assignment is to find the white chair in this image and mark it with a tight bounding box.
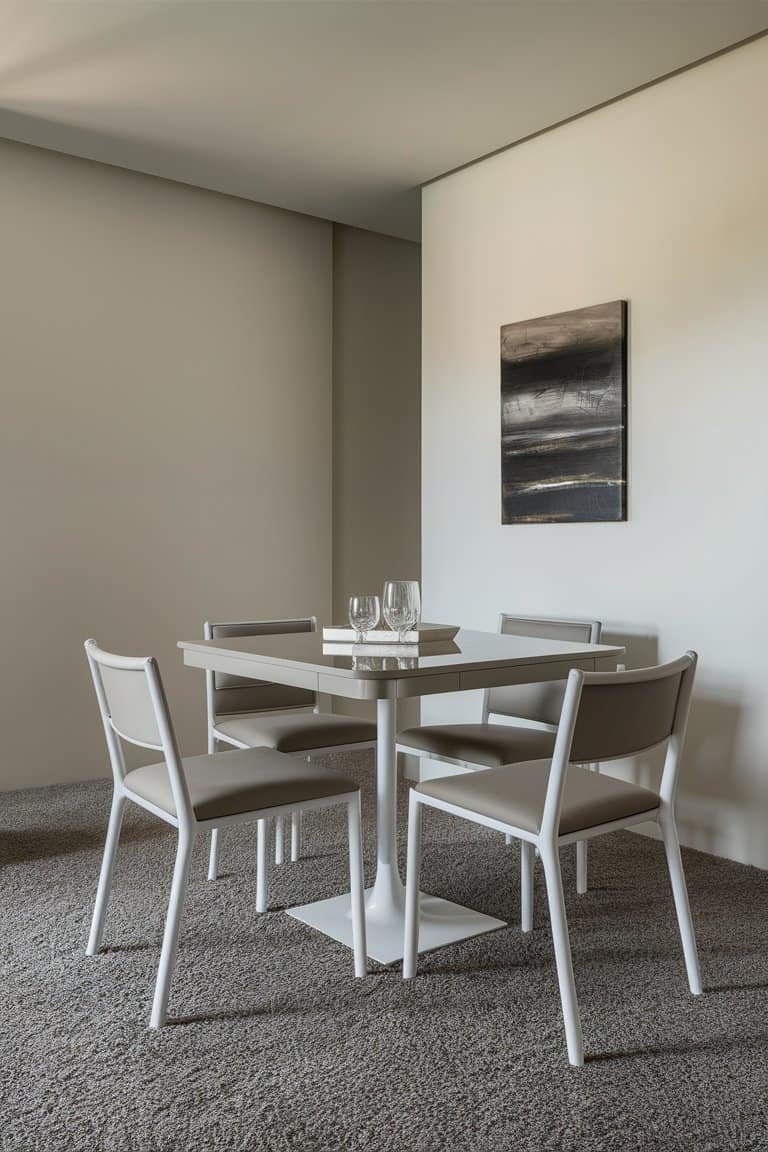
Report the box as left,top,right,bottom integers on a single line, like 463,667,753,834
397,614,602,905
84,639,366,1028
403,652,700,1066
204,617,376,879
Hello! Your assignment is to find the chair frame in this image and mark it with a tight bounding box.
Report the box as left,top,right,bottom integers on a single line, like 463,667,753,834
403,652,701,1067
396,614,603,898
204,616,376,879
85,639,366,1028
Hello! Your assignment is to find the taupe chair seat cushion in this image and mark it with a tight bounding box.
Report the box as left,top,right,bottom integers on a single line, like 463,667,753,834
124,747,359,822
397,723,556,767
416,759,660,836
214,712,376,753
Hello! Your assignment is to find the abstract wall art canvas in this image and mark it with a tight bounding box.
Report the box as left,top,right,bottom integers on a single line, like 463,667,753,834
500,300,627,523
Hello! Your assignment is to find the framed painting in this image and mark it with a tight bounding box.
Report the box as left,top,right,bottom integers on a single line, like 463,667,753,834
500,300,627,523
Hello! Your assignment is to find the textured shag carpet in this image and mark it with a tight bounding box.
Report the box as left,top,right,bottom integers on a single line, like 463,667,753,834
3,751,768,1152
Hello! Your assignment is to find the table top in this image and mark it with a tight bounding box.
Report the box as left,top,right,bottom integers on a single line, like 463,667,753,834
179,628,624,701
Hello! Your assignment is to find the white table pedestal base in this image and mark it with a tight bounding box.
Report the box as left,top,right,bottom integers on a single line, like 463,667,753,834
287,888,506,966
287,699,504,964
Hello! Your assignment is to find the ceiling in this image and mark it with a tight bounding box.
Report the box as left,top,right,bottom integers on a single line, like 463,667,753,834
0,2,765,240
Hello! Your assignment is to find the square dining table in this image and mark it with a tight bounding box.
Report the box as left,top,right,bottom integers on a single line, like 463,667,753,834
178,628,624,963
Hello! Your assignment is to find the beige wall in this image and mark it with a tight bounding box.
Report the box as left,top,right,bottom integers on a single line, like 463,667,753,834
0,143,422,791
331,224,422,727
421,38,768,868
332,224,421,620
0,139,333,789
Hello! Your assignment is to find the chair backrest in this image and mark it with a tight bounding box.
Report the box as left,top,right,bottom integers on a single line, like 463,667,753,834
484,614,602,727
85,640,193,822
204,617,317,721
540,652,698,839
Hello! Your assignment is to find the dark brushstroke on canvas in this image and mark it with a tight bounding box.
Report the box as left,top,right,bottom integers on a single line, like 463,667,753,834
500,301,627,523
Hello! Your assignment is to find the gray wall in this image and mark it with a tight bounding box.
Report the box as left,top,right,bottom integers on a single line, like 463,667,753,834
421,37,768,868
332,224,421,621
0,138,334,789
0,140,422,791
330,224,422,731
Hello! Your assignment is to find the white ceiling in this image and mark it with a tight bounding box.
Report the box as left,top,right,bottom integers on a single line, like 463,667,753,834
0,2,765,240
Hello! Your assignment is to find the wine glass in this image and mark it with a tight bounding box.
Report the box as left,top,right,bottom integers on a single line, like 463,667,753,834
382,580,418,644
407,581,421,628
348,594,380,643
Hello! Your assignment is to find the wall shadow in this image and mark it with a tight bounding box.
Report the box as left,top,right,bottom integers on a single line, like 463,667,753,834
598,629,757,863
598,627,658,670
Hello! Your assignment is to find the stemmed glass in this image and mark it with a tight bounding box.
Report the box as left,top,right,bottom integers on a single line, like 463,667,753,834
407,581,421,628
382,580,419,644
348,595,380,644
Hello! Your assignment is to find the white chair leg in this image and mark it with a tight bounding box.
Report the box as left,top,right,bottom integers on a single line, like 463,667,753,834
291,811,302,862
575,762,598,896
207,829,220,882
576,839,588,895
347,797,367,977
659,814,702,995
505,834,512,846
86,792,126,955
402,791,422,979
206,733,219,881
255,818,268,914
520,839,534,932
274,817,284,865
541,841,584,1067
150,827,196,1028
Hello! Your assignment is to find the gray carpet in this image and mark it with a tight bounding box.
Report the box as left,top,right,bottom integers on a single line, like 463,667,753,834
3,752,768,1152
